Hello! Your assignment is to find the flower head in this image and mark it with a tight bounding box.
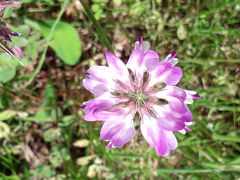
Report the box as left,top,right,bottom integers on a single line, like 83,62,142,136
82,38,200,156
0,1,23,65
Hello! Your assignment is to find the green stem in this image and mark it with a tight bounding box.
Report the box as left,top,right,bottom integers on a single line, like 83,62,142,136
27,0,68,85
79,0,113,52
156,168,240,174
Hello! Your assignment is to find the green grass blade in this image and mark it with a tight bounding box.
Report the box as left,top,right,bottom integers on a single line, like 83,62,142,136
79,0,113,52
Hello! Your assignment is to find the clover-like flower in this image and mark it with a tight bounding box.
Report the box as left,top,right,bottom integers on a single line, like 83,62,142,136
0,1,23,65
82,37,200,156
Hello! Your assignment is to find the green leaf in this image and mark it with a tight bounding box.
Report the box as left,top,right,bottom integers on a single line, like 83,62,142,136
35,82,59,123
3,8,13,19
43,83,56,108
0,110,17,121
0,121,10,138
0,96,5,109
1,175,20,180
0,53,19,83
113,0,122,7
32,165,56,178
177,25,187,40
50,147,68,167
33,19,82,65
0,66,16,83
43,128,59,142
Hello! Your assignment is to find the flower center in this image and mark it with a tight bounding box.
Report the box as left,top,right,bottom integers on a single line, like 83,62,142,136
128,88,148,107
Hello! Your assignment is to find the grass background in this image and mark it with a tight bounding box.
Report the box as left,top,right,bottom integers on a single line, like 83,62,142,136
0,0,239,179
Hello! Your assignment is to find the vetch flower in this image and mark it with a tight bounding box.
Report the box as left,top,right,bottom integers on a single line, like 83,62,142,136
12,46,24,58
0,1,23,65
82,37,200,156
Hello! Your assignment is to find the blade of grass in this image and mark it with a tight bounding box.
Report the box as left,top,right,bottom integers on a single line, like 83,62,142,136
155,168,240,174
212,134,240,142
108,153,144,158
79,0,113,52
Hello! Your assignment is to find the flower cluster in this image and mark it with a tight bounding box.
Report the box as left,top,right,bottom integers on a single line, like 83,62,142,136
0,1,24,64
0,1,21,41
82,38,200,156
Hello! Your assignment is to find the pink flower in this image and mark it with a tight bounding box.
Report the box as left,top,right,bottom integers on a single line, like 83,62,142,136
12,46,24,58
82,37,200,156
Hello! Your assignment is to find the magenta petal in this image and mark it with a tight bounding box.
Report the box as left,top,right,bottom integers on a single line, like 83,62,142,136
151,62,172,75
126,49,144,70
140,115,178,157
80,105,86,109
94,109,126,121
180,106,193,122
158,117,185,131
148,62,182,87
83,79,109,96
185,126,192,131
138,37,143,44
169,98,187,114
164,86,186,102
156,86,187,102
127,49,160,80
104,50,130,86
149,62,182,86
83,72,90,76
162,52,178,66
142,50,160,70
153,105,185,131
134,37,150,52
83,93,121,121
100,120,123,141
153,130,178,156
87,66,114,83
192,94,201,99
104,50,127,75
83,66,121,95
13,46,24,58
111,125,135,147
168,52,177,60
105,142,113,148
165,131,178,150
162,66,182,85
152,129,169,156
153,104,191,125
184,90,201,104
100,115,135,147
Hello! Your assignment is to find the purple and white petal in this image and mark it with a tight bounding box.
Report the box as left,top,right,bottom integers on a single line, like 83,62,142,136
126,49,144,72
140,114,178,156
184,90,201,104
83,92,121,121
134,37,150,52
83,79,109,96
153,104,192,123
147,62,182,88
104,50,130,85
154,86,187,102
162,52,178,66
101,114,135,147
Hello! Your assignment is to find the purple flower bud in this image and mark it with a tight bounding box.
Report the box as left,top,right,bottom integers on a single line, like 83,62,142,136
12,46,24,58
